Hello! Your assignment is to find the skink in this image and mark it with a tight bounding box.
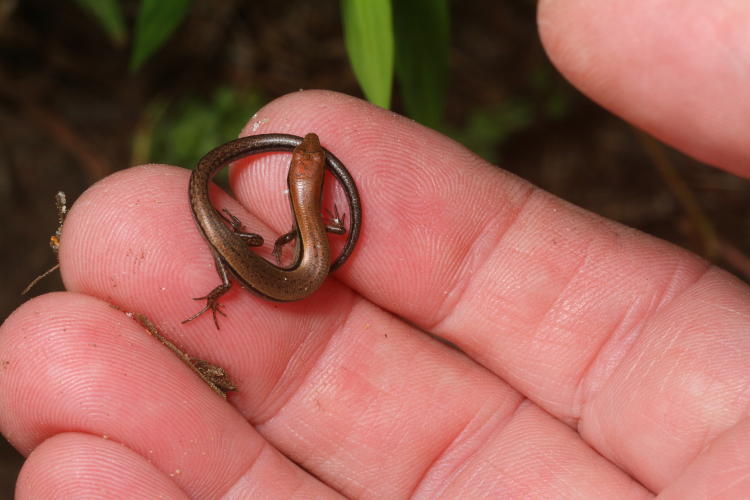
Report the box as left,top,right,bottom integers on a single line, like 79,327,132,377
183,133,361,328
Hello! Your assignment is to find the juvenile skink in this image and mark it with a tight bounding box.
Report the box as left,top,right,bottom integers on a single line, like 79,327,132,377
183,133,361,328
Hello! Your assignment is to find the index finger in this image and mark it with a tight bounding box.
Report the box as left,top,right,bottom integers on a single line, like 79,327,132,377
236,90,750,491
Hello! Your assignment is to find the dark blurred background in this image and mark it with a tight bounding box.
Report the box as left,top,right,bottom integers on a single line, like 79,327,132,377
1,0,748,494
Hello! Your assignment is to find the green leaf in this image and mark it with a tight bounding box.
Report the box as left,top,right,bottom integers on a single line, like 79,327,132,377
130,0,194,71
75,0,127,45
393,0,450,129
341,0,394,109
144,87,265,179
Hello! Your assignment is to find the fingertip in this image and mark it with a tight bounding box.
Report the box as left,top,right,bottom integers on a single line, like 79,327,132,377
17,433,189,499
538,0,750,177
57,164,213,329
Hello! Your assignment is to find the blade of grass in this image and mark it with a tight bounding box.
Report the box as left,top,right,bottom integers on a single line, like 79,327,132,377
393,0,450,129
130,0,194,71
341,0,394,109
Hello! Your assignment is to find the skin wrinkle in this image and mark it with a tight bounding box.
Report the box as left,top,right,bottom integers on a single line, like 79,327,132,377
318,436,368,498
269,419,355,498
251,327,322,425
572,299,632,420
516,250,592,416
286,359,383,496
574,267,714,480
219,439,274,500
613,264,712,393
475,402,539,495
428,183,536,334
652,258,708,312
251,295,358,425
406,424,461,498
530,231,593,332
576,259,702,414
410,396,527,499
575,286,649,404
478,194,598,353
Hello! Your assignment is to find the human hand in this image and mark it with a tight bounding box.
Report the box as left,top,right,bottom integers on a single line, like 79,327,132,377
2,2,749,498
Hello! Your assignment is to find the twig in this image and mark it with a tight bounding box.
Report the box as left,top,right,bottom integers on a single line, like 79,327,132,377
636,131,720,259
119,307,236,398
